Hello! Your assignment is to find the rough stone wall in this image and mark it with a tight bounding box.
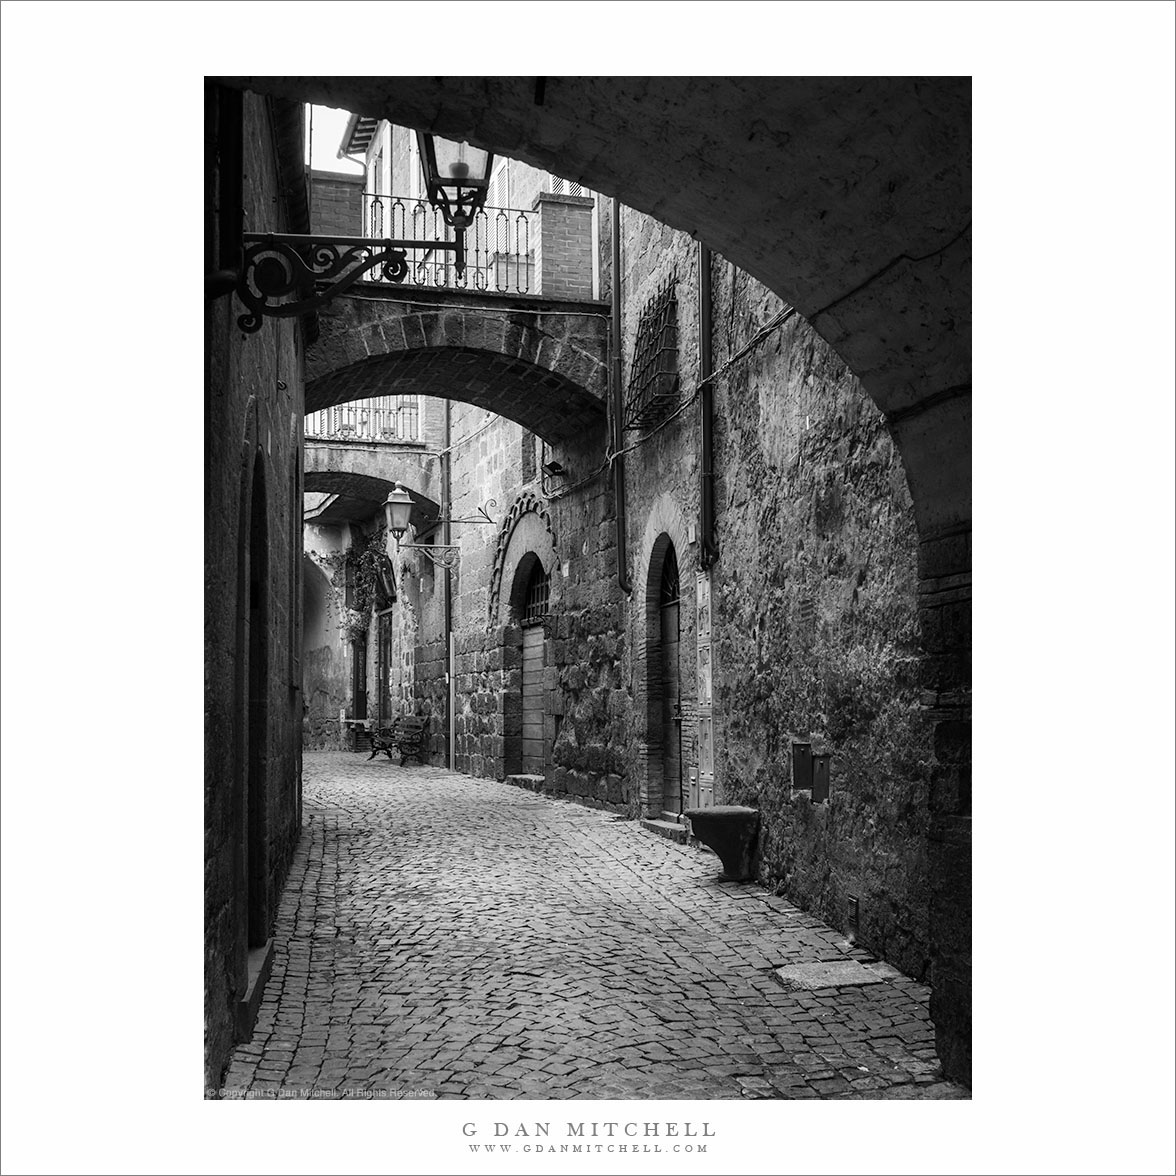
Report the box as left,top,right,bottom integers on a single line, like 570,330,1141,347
439,389,625,808
705,260,933,980
205,88,305,1090
616,208,703,815
450,402,517,778
604,208,932,978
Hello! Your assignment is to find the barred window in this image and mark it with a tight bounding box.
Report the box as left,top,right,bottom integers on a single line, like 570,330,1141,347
523,562,550,626
624,277,679,430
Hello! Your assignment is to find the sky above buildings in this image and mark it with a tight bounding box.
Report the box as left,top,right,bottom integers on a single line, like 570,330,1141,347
306,105,363,174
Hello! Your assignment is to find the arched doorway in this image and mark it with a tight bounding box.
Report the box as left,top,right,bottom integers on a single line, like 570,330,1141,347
246,455,268,950
657,543,683,819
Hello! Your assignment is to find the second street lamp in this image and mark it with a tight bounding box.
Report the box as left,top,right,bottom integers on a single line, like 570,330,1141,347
383,483,497,571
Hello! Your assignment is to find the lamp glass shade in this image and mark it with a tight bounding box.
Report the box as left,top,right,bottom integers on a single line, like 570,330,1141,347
383,486,413,537
425,134,491,188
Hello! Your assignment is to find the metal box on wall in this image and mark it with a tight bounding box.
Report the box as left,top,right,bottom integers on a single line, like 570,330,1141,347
792,741,813,791
812,753,831,803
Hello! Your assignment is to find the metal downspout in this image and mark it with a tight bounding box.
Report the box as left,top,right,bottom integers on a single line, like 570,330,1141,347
698,242,718,567
444,398,455,769
611,198,632,594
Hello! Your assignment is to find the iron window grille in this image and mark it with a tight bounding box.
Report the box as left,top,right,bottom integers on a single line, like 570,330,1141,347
624,277,679,430
522,564,550,626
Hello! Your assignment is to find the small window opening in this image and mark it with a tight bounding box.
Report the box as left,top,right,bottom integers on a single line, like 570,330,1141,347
659,544,680,607
523,562,550,626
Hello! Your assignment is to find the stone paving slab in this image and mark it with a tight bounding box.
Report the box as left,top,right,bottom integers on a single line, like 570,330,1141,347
773,959,904,990
218,752,969,1100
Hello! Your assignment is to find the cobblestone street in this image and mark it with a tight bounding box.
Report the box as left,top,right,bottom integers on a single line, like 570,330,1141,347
221,752,968,1100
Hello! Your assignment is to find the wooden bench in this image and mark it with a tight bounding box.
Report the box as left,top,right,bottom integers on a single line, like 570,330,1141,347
367,716,429,766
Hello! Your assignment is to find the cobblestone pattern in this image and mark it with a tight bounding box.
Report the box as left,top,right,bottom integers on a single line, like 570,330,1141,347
219,753,967,1100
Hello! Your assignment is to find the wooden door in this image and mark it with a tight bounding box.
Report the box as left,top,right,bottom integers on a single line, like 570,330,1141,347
520,561,549,776
376,612,394,724
521,625,545,774
351,635,367,721
659,545,683,815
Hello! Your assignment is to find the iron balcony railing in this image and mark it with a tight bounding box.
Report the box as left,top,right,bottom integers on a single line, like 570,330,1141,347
305,396,421,444
363,192,535,295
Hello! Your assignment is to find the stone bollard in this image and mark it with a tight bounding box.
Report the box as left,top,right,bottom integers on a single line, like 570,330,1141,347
685,806,760,881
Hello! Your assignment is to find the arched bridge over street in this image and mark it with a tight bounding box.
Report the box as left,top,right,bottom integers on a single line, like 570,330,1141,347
306,285,609,446
303,445,441,531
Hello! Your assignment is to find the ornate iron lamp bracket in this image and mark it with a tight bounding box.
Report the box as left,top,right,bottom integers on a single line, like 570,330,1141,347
235,231,462,334
420,500,498,529
394,500,497,571
397,542,461,572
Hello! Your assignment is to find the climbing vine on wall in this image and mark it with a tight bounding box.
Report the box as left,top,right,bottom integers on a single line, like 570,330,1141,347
309,528,389,643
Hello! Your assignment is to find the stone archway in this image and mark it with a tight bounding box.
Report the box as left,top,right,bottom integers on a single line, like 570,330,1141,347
306,291,608,444
634,494,694,820
490,494,558,780
490,491,558,630
302,469,440,534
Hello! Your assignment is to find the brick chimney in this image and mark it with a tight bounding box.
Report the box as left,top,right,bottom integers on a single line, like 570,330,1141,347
309,169,364,237
532,191,595,299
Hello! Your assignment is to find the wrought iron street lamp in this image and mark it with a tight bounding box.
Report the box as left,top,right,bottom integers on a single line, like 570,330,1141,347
416,132,495,233
383,483,497,571
235,130,494,334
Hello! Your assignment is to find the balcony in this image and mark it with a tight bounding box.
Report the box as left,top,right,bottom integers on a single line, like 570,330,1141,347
305,396,421,445
363,193,535,295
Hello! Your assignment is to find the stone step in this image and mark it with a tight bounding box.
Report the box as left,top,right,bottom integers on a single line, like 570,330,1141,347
505,774,545,794
640,818,687,844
